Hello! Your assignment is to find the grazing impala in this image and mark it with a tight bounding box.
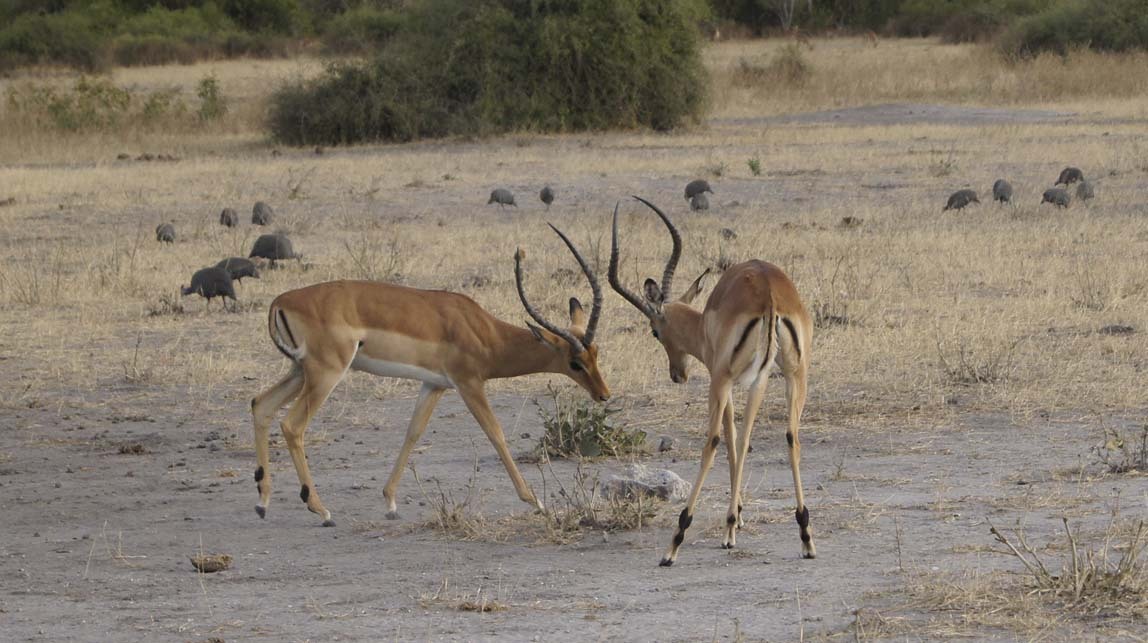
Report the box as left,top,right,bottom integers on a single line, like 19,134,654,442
609,197,814,565
250,225,609,526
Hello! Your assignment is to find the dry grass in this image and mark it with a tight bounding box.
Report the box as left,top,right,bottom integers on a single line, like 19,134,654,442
0,37,1146,435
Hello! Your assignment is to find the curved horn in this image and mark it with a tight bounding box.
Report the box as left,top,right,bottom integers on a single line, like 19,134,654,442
632,196,682,301
608,201,656,319
547,223,602,348
514,248,585,354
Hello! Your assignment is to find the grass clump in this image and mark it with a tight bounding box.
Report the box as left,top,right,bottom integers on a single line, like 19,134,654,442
268,0,709,145
535,384,643,459
1092,425,1148,474
990,516,1148,618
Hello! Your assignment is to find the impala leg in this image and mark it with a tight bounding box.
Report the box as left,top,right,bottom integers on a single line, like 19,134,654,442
281,363,347,527
727,373,769,549
661,378,732,567
382,383,446,520
785,363,815,559
250,364,304,519
457,383,543,511
721,395,740,549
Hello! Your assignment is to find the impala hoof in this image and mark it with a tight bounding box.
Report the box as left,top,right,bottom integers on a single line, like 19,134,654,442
322,519,336,528
255,505,266,519
385,511,400,520
721,542,735,550
659,558,674,567
803,551,816,559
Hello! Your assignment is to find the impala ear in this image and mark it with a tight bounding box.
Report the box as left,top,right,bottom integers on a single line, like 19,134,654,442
643,279,664,306
678,268,711,305
568,297,587,334
526,322,560,351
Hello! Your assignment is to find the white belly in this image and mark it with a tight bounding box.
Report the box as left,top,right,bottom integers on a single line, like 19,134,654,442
350,354,455,389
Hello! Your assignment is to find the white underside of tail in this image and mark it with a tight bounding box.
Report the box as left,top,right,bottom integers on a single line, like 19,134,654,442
272,311,306,361
734,314,778,388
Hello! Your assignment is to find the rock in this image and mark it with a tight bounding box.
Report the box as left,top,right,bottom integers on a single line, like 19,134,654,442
605,464,691,502
658,436,675,452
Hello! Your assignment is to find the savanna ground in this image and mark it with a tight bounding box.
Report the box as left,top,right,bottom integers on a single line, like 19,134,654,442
1,37,1147,641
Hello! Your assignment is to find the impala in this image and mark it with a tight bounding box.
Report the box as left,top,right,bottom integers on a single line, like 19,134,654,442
609,197,814,565
250,225,609,526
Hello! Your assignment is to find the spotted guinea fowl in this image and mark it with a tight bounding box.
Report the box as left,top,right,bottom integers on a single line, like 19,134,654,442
992,179,1013,204
684,179,712,200
219,208,239,227
252,201,274,225
690,193,710,211
539,185,555,210
943,189,979,211
215,257,260,282
1055,167,1084,186
181,266,236,308
487,188,516,208
249,233,298,264
1075,180,1095,202
1041,187,1071,208
155,223,176,243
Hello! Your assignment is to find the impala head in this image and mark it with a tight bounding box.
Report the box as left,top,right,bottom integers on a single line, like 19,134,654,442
608,197,710,384
515,226,610,402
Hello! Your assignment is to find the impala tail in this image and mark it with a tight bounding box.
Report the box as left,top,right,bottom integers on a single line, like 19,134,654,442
268,304,306,362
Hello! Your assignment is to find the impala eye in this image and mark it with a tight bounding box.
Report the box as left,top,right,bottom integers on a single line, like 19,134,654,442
569,361,584,372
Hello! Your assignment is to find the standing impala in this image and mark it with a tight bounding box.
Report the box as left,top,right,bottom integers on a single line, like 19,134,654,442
250,224,609,526
609,197,814,565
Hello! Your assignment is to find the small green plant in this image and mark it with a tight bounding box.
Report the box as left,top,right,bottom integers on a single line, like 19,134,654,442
535,384,642,459
196,74,227,122
747,157,762,176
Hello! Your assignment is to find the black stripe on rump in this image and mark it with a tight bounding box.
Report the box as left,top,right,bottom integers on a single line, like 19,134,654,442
781,316,801,360
731,317,759,358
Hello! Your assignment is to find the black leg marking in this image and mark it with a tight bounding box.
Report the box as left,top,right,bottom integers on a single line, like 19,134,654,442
727,514,737,525
254,466,264,483
672,531,685,547
801,532,812,543
786,432,794,447
710,435,720,449
796,506,810,528
250,398,256,410
678,508,693,531
300,484,310,503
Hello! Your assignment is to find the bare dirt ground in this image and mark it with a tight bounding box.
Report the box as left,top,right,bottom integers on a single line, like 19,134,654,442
2,39,1148,642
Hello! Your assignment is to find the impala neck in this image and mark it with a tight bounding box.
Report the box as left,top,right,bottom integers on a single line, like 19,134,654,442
663,302,707,363
485,322,568,380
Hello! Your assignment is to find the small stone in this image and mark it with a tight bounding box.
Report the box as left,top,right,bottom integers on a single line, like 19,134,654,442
658,436,675,452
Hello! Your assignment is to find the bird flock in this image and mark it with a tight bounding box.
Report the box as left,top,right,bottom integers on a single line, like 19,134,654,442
166,166,1096,310
945,166,1095,211
159,201,300,310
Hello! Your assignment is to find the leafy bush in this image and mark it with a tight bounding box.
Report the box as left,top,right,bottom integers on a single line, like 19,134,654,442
321,5,404,54
196,75,228,121
998,0,1148,57
535,385,644,459
0,10,110,72
268,0,709,145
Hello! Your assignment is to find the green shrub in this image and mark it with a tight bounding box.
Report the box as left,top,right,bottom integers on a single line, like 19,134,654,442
535,384,644,459
998,0,1148,57
196,74,228,121
268,0,709,146
0,11,109,72
321,5,404,54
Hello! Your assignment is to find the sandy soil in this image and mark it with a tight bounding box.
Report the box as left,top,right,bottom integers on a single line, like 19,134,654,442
2,101,1147,641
